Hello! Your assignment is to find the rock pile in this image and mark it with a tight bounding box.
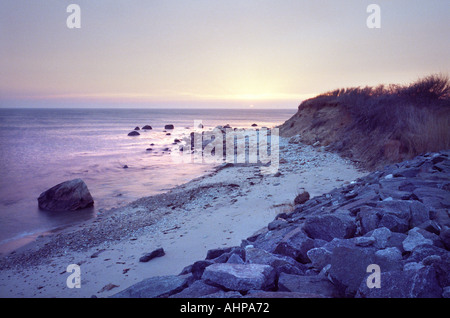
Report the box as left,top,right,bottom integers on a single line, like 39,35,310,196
113,150,450,298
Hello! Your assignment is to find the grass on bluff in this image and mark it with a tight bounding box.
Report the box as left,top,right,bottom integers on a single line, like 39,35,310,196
282,74,450,170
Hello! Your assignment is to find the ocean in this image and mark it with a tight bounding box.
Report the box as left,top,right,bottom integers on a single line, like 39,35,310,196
0,107,295,253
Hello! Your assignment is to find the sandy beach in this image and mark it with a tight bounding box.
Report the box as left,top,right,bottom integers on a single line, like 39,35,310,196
0,137,366,298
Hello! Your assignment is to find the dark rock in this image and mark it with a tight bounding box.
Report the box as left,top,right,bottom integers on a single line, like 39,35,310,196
402,228,433,252
226,254,244,264
406,244,448,263
134,126,140,130
139,248,165,263
329,246,376,297
182,260,214,280
356,207,381,234
111,275,191,298
294,190,310,205
122,165,128,169
142,125,152,130
307,247,332,270
170,280,221,298
356,267,442,298
277,273,339,297
413,187,450,209
440,227,450,250
202,263,276,292
37,179,94,212
251,124,258,127
378,213,410,233
128,131,140,136
245,247,306,275
272,226,315,263
206,247,233,260
417,220,441,235
304,214,356,242
244,291,328,298
164,124,174,130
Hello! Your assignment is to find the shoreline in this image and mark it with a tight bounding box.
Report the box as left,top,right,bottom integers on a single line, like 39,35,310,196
0,138,367,298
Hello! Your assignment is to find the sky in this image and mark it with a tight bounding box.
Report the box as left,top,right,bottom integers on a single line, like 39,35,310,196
0,0,449,109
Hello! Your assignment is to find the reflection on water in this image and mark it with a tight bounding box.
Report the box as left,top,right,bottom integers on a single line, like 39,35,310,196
0,108,295,253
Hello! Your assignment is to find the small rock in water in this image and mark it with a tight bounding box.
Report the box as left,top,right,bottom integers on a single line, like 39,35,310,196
142,125,152,130
128,131,140,136
123,165,128,169
134,126,140,131
165,124,174,130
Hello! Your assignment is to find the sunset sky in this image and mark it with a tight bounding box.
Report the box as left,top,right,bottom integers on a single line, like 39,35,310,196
0,0,449,108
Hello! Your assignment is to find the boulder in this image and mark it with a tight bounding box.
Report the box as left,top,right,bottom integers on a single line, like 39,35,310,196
294,190,310,205
111,275,191,298
142,125,152,130
277,273,339,297
164,124,174,130
303,214,356,242
245,247,306,274
139,248,165,263
134,126,140,130
37,179,94,212
170,280,221,298
201,263,276,292
402,228,433,252
128,131,140,136
356,267,442,298
328,246,376,297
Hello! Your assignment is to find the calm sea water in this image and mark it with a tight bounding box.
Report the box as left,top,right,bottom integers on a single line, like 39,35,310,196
0,108,295,253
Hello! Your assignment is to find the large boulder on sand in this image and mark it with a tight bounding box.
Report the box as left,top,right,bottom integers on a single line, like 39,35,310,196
38,179,94,211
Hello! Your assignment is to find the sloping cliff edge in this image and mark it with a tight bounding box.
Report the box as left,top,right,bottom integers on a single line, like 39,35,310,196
279,74,450,171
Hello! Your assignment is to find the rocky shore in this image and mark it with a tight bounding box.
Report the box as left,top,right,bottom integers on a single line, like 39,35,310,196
0,138,365,297
112,150,450,298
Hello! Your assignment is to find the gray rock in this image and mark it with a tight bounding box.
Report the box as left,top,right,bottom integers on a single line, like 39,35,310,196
403,228,433,252
139,248,165,263
272,227,315,263
307,247,332,270
111,275,191,298
245,247,306,274
378,213,410,233
304,214,356,242
169,280,221,298
374,247,403,271
226,253,244,264
439,227,450,250
201,263,276,292
443,286,450,298
356,267,442,298
367,227,392,249
329,246,376,297
357,207,381,234
37,179,94,212
277,273,339,297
